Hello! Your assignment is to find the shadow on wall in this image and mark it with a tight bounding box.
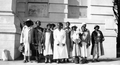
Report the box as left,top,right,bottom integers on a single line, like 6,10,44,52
12,0,21,60
13,17,21,60
2,49,12,61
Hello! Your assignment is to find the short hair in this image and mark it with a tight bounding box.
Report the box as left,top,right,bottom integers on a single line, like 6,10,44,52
71,25,77,29
66,22,70,25
58,22,63,26
35,20,41,24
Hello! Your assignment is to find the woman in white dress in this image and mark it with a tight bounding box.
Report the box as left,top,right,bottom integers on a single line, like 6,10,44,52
20,20,33,63
53,22,68,63
44,24,53,63
71,26,81,64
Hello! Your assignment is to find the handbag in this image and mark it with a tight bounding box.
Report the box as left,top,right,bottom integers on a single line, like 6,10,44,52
18,44,24,53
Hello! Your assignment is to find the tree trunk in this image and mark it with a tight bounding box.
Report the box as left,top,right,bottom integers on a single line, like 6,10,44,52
117,0,120,57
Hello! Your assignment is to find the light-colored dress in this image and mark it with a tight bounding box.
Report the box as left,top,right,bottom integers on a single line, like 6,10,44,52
20,26,33,56
81,29,90,57
53,29,68,59
71,31,81,57
44,31,53,56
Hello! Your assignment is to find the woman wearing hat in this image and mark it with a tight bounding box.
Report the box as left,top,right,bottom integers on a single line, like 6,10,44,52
91,25,104,62
64,22,72,62
80,23,90,63
71,26,81,64
20,20,34,63
32,20,44,63
43,23,53,63
53,22,68,63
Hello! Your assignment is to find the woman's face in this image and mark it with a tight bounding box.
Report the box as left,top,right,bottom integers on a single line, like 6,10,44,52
81,26,85,32
95,27,99,31
36,21,41,27
48,26,51,29
72,27,76,31
66,22,70,27
57,23,63,29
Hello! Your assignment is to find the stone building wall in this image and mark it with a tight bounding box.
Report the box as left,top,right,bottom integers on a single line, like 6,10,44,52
0,0,117,60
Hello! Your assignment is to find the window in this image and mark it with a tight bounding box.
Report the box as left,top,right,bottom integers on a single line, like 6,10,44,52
68,0,88,18
27,0,49,17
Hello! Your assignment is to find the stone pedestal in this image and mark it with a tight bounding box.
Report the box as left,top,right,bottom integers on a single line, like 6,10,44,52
0,0,21,60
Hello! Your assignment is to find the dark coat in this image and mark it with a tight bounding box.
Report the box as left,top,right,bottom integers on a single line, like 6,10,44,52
64,27,72,57
91,30,104,55
32,26,44,54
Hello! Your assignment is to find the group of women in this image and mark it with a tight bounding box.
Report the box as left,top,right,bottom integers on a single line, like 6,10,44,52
20,19,105,64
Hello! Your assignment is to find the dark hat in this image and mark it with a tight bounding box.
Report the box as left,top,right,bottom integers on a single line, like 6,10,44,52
25,20,33,27
72,25,77,29
94,25,100,29
46,23,51,27
51,23,56,27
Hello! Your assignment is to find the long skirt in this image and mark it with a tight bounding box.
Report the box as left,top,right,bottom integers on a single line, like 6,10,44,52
66,37,71,57
23,43,31,56
81,42,88,57
91,42,104,56
38,43,43,54
53,43,68,59
72,43,81,57
44,33,53,56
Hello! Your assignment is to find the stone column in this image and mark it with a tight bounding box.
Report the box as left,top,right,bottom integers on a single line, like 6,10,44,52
0,0,21,60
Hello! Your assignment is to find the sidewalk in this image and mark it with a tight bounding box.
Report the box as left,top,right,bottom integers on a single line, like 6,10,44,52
0,58,120,65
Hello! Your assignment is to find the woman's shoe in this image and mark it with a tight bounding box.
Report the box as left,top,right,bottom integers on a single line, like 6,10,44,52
96,59,100,62
27,60,32,63
48,59,52,63
23,60,27,63
92,59,95,62
56,60,59,64
45,59,48,63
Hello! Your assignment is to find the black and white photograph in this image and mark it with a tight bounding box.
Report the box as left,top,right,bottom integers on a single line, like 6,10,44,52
0,0,119,65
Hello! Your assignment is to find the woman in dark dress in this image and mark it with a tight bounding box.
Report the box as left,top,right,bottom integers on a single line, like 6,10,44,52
32,21,44,62
91,25,105,62
64,22,72,62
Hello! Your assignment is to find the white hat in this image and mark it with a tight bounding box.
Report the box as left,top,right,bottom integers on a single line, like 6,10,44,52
81,22,86,26
27,19,31,21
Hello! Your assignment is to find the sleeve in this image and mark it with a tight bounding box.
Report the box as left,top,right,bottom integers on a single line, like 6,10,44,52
53,29,59,44
100,31,105,41
41,31,45,48
30,28,34,44
91,31,94,45
20,27,24,44
32,28,36,44
70,31,73,41
87,30,91,44
41,28,46,44
91,31,97,45
62,30,66,44
53,30,56,40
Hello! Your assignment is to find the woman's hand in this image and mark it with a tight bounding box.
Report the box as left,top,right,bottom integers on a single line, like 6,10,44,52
57,44,60,46
62,44,65,46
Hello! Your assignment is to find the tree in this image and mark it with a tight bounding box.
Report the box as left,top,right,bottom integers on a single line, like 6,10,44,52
113,0,120,57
